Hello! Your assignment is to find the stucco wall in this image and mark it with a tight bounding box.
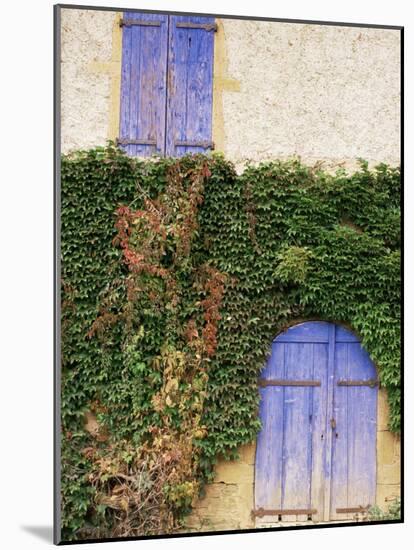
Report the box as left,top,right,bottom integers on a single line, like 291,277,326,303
60,9,121,153
60,9,401,173
214,20,400,171
184,388,400,532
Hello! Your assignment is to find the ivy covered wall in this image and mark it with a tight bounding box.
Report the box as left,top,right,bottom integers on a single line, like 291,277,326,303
60,146,400,540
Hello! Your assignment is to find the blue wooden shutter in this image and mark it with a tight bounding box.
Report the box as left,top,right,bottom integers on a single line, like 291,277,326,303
119,13,168,156
166,16,215,156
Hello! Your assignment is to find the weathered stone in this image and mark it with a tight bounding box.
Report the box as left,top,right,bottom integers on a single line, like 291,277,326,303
376,484,400,511
377,430,399,466
238,442,256,465
377,389,391,431
186,479,255,532
214,461,254,484
377,462,401,485
83,410,108,442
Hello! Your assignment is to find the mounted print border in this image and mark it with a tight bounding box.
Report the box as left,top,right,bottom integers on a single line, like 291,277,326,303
54,3,404,545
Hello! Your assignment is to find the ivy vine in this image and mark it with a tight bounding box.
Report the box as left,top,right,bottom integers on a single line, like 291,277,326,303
61,145,400,541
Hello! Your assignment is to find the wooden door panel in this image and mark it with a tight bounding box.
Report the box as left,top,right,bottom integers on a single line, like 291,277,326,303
275,321,330,343
343,343,377,516
255,342,285,522
330,342,351,520
255,324,330,523
282,343,314,521
330,340,377,520
310,342,329,522
255,322,378,525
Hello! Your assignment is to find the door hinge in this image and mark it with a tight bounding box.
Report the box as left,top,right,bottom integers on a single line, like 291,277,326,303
176,22,218,32
336,505,370,514
174,140,215,150
119,19,162,27
252,507,317,518
337,379,378,388
116,138,157,147
259,379,321,387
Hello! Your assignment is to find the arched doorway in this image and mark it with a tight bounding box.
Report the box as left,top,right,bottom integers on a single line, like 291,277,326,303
254,321,378,524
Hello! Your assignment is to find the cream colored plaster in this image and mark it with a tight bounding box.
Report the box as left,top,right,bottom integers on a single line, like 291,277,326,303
61,12,400,172
376,484,400,511
61,9,121,153
216,20,400,172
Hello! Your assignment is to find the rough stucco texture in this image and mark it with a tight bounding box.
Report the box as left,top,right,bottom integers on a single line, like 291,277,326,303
60,11,400,171
61,9,116,153
218,20,400,171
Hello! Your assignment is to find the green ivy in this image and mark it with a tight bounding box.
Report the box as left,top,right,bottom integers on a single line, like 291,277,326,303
368,499,401,521
61,146,400,540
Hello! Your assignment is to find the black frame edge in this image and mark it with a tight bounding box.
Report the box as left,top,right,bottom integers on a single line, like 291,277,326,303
54,3,62,546
400,25,404,525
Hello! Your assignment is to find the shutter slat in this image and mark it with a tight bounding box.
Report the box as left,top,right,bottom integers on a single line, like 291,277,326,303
119,12,168,157
166,15,215,156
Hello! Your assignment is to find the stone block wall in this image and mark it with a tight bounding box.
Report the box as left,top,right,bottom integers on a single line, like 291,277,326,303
376,389,401,511
183,444,256,532
184,388,400,531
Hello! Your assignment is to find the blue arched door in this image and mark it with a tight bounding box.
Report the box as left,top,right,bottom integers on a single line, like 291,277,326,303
254,321,378,523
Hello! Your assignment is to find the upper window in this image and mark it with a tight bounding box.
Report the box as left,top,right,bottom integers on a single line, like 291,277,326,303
118,13,216,157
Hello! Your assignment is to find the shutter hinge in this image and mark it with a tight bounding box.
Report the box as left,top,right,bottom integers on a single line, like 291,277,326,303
116,138,157,147
336,505,370,514
258,379,321,387
337,379,378,388
176,22,218,32
119,19,162,27
174,140,215,150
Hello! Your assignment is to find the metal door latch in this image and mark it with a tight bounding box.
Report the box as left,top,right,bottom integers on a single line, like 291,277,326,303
330,418,336,429
337,379,378,388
